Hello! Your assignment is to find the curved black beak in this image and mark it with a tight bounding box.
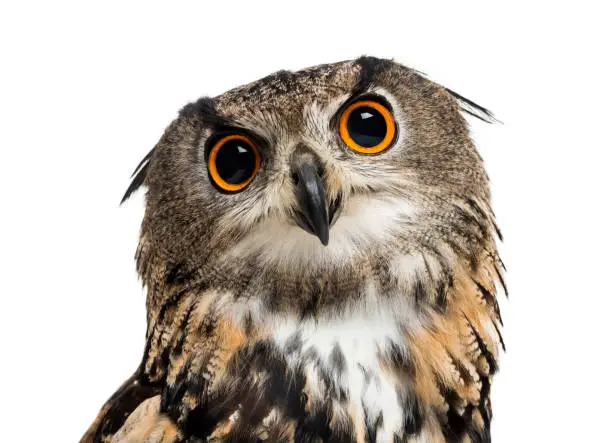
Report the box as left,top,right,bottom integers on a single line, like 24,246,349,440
293,162,329,246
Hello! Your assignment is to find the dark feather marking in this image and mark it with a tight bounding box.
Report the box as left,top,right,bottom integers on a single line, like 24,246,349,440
385,341,413,374
329,343,346,375
470,198,503,242
464,315,497,375
161,357,197,419
354,56,393,94
295,399,356,443
304,347,348,402
181,341,310,440
284,332,303,354
169,296,200,360
482,200,503,243
434,275,453,312
400,392,424,437
437,375,492,443
165,261,197,286
418,250,449,311
444,236,473,265
140,287,192,381
221,429,263,443
494,264,508,297
182,96,262,140
420,242,458,310
478,377,492,430
413,278,427,305
448,353,475,386
437,379,468,442
382,342,423,437
420,251,435,282
498,256,507,272
457,313,496,442
242,312,255,337
492,320,506,352
364,407,383,443
299,283,323,321
184,387,242,438
467,420,492,443
423,243,454,285
179,97,230,128
473,279,503,326
466,198,502,242
452,203,487,240
492,220,504,242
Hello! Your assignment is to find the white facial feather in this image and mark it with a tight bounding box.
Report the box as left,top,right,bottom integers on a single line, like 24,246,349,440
220,193,419,270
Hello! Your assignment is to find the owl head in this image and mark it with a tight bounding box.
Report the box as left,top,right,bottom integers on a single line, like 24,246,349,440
125,57,498,315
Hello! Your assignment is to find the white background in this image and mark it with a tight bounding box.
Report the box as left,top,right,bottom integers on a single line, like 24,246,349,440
1,2,610,442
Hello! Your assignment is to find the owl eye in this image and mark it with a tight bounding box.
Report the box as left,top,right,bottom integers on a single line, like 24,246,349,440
208,134,261,192
339,99,396,154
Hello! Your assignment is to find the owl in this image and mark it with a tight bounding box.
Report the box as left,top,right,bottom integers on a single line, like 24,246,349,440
82,57,504,443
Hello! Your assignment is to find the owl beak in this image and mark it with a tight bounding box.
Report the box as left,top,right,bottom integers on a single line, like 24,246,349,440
293,162,329,246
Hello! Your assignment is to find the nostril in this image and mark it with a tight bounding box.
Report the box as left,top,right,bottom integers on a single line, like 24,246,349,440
317,166,324,177
291,172,300,185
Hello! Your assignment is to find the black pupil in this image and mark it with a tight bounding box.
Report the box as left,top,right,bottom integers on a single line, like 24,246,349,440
347,105,388,148
215,139,256,185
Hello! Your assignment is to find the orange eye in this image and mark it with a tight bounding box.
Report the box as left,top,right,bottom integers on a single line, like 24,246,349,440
208,134,261,192
339,100,396,154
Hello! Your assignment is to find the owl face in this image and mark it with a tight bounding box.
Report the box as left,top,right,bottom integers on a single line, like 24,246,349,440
137,57,492,308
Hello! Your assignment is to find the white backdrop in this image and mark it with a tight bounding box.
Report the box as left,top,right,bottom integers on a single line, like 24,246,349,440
1,2,610,441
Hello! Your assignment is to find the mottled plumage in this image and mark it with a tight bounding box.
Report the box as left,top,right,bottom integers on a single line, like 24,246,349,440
82,57,503,443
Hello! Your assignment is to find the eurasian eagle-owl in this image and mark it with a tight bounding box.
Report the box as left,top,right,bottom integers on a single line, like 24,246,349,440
82,56,504,443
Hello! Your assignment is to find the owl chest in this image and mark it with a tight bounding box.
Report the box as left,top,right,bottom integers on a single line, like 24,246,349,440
272,315,407,442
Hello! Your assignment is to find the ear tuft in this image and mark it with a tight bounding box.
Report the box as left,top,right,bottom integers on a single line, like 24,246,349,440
120,147,155,204
445,87,499,123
